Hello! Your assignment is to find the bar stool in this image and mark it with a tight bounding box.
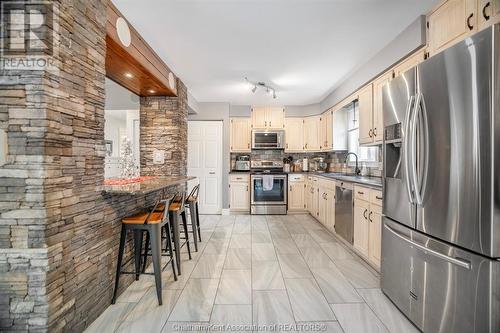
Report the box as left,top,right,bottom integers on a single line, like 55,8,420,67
168,192,192,275
111,196,175,306
149,192,192,275
185,184,201,251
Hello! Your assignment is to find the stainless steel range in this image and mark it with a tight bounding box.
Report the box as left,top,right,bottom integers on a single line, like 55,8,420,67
250,160,287,215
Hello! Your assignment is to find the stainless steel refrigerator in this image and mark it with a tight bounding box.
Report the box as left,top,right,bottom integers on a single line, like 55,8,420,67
381,25,500,333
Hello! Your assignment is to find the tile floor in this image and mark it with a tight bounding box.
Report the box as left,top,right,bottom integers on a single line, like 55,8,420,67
85,214,418,333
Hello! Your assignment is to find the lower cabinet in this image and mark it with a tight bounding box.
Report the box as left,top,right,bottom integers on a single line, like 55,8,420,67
318,178,336,232
353,198,370,256
353,185,383,268
288,174,306,212
229,174,250,212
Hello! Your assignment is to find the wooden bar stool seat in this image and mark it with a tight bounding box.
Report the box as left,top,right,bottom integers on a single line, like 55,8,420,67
122,212,164,224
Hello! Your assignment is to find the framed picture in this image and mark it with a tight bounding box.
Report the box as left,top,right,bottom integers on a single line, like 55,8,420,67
105,140,113,157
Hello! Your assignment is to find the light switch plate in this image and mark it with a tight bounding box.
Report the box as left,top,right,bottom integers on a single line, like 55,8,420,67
152,149,165,164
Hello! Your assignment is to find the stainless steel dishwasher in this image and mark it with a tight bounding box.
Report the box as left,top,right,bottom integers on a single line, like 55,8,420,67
335,181,353,244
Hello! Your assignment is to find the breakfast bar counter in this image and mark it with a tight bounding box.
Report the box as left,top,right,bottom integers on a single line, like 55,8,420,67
102,176,196,195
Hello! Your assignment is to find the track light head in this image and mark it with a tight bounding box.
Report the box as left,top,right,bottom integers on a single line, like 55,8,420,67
252,85,257,93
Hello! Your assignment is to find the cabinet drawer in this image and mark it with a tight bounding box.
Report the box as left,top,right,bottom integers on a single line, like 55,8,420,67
354,185,370,202
229,174,250,183
370,190,383,207
288,174,305,182
318,177,335,191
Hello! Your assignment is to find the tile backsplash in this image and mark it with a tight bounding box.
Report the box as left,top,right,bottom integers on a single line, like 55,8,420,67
230,149,382,177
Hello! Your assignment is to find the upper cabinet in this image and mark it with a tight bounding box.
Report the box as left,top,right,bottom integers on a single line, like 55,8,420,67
427,0,477,56
372,71,392,144
230,117,251,152
478,0,500,30
393,49,426,77
357,84,374,145
285,118,304,152
304,115,321,151
320,110,333,151
251,106,285,129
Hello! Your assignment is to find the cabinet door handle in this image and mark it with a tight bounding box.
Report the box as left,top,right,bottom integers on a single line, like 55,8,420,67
247,143,250,148
373,128,377,137
376,195,383,200
290,186,293,192
265,121,267,127
358,191,364,195
483,2,491,20
246,186,249,191
286,143,289,149
363,209,368,219
209,172,216,175
269,121,272,127
369,211,373,223
368,129,373,138
467,13,474,30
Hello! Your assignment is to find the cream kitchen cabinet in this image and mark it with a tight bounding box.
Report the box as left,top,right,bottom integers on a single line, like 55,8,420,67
285,118,304,152
288,174,306,212
478,0,500,30
320,109,333,151
303,116,321,151
372,71,392,144
368,203,382,267
357,84,375,145
427,0,477,56
306,176,319,216
251,106,285,129
353,198,370,257
353,185,383,268
230,117,251,152
229,174,250,212
393,49,426,77
318,178,336,232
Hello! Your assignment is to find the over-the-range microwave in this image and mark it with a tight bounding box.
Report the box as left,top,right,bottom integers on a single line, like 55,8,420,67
251,130,285,150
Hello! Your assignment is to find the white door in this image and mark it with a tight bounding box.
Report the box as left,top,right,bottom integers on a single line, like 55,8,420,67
188,121,223,214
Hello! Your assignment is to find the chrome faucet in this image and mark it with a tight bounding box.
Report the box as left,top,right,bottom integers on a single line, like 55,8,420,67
344,152,361,176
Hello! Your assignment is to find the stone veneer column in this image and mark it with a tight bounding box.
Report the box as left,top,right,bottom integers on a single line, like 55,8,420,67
0,1,188,332
140,80,188,177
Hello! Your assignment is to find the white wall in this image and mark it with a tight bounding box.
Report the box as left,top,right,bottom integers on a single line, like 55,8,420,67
320,16,426,111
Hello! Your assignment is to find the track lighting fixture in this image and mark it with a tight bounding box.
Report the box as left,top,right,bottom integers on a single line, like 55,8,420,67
245,77,277,99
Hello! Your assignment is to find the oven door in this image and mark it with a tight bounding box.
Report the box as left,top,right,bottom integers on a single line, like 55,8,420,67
251,175,287,205
251,131,283,149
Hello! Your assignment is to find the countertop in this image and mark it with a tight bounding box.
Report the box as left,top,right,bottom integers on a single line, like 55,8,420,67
229,170,382,189
102,176,196,195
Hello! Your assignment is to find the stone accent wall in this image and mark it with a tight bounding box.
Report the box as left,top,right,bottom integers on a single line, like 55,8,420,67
0,1,188,332
140,81,188,177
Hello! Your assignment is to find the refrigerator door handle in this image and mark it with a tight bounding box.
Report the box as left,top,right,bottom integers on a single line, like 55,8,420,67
419,93,430,204
411,93,423,205
384,224,471,270
404,95,416,204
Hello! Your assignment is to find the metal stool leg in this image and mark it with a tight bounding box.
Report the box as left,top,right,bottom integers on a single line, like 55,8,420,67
133,230,143,280
170,211,182,275
181,211,192,260
112,225,127,304
195,201,201,241
150,224,163,305
141,231,150,274
165,221,178,281
188,202,199,252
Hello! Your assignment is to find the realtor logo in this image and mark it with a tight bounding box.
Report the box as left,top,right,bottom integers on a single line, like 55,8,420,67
1,0,58,70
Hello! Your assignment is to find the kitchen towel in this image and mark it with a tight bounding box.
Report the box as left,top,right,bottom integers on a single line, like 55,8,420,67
262,175,274,191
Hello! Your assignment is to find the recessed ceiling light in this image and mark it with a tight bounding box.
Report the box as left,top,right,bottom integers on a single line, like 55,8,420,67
148,89,156,94
124,72,133,78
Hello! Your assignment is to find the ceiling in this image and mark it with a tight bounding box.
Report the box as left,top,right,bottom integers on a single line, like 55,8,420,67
113,0,437,106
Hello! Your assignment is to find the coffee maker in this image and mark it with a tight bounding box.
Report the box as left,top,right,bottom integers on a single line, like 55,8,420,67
234,155,250,171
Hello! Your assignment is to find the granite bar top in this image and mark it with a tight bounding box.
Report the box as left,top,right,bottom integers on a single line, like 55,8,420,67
102,176,196,195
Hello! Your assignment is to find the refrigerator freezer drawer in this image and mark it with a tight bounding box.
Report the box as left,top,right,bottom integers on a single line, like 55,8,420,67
382,218,500,333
